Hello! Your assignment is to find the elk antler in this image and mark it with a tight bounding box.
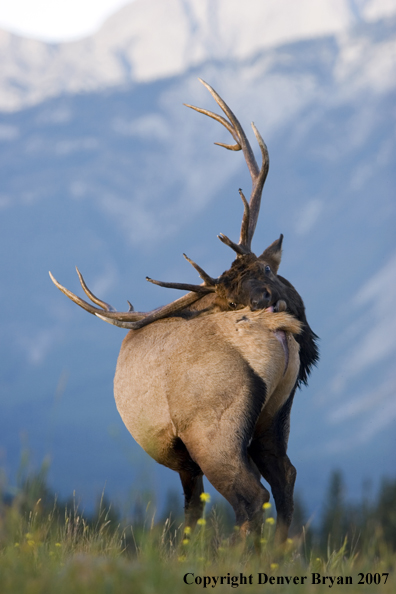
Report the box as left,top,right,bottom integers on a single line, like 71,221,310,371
50,81,270,328
185,79,269,255
49,267,213,330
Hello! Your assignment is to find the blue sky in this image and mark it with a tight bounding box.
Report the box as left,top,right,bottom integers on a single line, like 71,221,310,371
0,0,132,42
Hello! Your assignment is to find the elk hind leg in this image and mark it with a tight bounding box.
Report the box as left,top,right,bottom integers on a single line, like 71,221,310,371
182,433,269,545
179,469,205,531
250,445,296,544
249,392,297,544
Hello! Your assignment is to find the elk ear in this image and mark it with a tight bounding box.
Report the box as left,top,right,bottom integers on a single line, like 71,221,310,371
258,234,283,274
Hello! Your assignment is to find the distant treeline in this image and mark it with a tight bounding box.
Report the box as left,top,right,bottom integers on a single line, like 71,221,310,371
2,462,395,555
294,470,396,553
148,469,396,554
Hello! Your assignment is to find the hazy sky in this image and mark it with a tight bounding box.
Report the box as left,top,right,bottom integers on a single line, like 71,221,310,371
0,0,132,42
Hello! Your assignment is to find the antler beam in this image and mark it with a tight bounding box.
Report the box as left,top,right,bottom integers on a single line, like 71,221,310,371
49,269,203,330
185,79,269,253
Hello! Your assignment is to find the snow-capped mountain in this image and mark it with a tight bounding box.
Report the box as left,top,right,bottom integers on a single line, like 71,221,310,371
1,0,395,111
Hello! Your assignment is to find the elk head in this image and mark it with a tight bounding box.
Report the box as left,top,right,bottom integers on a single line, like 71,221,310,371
49,80,304,331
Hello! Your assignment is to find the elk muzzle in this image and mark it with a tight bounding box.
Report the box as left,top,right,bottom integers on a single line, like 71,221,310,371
249,288,272,311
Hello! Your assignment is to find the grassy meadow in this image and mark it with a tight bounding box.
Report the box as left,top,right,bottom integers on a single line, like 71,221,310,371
0,466,395,593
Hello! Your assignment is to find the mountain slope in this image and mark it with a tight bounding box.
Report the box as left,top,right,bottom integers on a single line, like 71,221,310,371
1,0,395,111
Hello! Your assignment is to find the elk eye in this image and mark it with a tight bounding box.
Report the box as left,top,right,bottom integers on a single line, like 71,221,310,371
265,265,271,273
229,302,237,309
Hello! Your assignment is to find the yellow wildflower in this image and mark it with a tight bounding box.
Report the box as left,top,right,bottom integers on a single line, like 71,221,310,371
197,518,206,526
200,492,211,503
270,563,279,570
263,502,272,510
265,517,275,525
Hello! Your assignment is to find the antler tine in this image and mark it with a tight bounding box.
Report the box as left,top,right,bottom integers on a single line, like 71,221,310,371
146,277,215,294
76,267,116,312
182,253,217,286
217,233,248,256
198,79,260,181
145,251,217,294
216,189,250,257
248,123,269,242
238,188,250,247
49,271,107,317
183,103,239,150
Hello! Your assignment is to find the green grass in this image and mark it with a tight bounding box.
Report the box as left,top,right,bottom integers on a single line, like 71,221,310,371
0,489,395,594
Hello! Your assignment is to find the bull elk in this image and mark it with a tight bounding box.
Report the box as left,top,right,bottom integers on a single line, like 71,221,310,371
50,80,318,546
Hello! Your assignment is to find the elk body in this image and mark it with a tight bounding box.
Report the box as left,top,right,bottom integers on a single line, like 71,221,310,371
50,81,318,545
